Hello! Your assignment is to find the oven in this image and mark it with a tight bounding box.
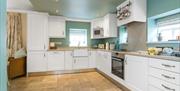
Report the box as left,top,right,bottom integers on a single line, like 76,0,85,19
112,52,125,79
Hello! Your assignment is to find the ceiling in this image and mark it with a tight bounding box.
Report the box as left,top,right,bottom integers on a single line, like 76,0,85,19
30,0,125,19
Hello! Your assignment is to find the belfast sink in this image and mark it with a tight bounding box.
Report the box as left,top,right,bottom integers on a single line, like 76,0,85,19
73,49,89,57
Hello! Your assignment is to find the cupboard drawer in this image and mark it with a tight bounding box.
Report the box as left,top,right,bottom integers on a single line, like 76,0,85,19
149,58,180,73
149,67,180,85
149,76,180,91
148,85,162,91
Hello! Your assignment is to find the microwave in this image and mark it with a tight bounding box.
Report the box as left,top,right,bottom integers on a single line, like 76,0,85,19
93,27,104,38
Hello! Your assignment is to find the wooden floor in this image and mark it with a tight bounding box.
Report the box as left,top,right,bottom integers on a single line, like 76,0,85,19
9,72,123,91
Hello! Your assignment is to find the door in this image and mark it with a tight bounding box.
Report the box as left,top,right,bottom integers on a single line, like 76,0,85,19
65,51,73,70
73,57,89,70
27,51,47,72
88,51,96,68
96,51,103,71
101,52,111,75
0,0,7,90
125,55,148,91
27,13,48,51
47,51,65,71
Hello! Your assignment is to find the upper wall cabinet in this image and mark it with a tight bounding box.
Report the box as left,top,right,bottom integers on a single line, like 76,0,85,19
104,14,117,38
117,0,146,26
48,16,66,38
91,14,117,39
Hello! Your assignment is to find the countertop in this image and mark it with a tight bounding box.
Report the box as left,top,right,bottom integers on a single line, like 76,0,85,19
48,48,180,62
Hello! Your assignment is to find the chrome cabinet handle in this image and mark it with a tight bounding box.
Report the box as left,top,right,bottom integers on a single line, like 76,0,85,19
161,74,175,79
162,64,175,68
161,84,175,91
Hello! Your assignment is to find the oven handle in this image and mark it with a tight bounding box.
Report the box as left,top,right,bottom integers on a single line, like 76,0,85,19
112,57,124,62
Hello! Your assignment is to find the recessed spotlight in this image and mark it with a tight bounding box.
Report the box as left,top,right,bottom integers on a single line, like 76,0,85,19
55,0,59,2
55,10,59,13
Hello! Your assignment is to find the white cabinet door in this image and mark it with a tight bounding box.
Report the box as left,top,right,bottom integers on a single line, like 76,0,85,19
88,51,96,68
102,52,111,75
125,55,148,91
48,16,65,38
27,13,48,51
65,51,73,70
73,57,89,70
47,51,65,71
96,51,103,71
27,51,47,73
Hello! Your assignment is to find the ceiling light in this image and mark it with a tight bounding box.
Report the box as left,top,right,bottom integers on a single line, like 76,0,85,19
55,0,59,2
55,10,59,13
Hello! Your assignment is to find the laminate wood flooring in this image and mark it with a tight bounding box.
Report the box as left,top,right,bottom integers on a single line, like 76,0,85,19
9,72,123,91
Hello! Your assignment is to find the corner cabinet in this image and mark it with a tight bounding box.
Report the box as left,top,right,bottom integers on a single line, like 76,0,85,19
48,16,66,38
125,55,148,91
91,14,117,39
117,0,146,26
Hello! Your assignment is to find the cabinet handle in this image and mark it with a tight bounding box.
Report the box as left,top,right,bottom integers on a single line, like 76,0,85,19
44,53,46,57
162,64,175,68
161,74,175,79
161,84,175,91
124,57,127,65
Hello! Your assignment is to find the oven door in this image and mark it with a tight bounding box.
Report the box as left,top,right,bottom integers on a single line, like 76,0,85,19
112,57,124,79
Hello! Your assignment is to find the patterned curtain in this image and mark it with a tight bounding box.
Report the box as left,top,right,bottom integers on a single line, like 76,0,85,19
7,12,23,57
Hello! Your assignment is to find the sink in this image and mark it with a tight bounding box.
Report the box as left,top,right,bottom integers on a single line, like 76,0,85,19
73,49,89,57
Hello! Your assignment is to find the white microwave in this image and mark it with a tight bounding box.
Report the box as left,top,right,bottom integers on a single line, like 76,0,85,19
93,27,104,38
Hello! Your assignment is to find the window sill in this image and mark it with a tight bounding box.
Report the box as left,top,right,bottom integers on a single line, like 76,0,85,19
147,41,180,44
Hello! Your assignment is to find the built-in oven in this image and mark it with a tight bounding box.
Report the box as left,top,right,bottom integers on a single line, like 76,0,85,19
93,27,104,38
112,52,125,79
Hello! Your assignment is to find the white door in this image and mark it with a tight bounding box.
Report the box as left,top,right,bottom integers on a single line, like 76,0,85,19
73,57,89,70
48,16,65,38
27,51,47,73
88,51,96,68
96,51,103,71
27,13,48,51
65,51,73,70
47,51,65,71
125,55,148,91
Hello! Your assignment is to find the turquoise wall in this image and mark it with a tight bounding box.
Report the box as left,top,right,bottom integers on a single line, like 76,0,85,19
0,0,7,91
147,0,180,17
50,21,96,47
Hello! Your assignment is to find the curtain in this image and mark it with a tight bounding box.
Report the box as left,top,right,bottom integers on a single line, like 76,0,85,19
7,12,23,58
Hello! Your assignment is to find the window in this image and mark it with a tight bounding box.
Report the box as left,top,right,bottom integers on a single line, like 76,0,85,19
69,29,87,47
156,13,180,42
119,26,128,43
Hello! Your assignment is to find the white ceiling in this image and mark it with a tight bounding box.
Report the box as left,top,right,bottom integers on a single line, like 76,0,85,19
7,0,33,10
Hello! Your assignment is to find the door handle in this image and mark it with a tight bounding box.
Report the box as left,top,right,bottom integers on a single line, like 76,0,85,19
161,84,175,91
161,74,175,79
162,64,175,68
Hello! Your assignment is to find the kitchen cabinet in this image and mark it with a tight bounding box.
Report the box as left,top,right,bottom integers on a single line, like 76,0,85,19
73,57,89,70
125,55,148,91
27,51,47,73
91,13,117,39
65,51,73,70
117,0,146,26
103,14,117,38
96,51,111,75
47,51,65,71
88,51,96,68
148,58,180,91
27,13,48,51
48,16,66,38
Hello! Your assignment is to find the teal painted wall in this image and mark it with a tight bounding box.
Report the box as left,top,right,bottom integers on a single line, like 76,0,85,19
0,0,7,91
147,0,180,17
50,21,99,47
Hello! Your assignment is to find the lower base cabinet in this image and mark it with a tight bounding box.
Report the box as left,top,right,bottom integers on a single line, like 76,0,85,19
47,51,65,71
27,51,47,73
125,55,148,91
73,57,89,70
65,51,73,70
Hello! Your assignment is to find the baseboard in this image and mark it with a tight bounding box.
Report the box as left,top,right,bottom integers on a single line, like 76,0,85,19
95,69,131,91
27,68,96,77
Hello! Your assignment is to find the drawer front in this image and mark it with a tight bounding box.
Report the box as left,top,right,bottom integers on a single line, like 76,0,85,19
149,58,180,73
149,76,180,91
149,67,180,85
148,85,162,91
